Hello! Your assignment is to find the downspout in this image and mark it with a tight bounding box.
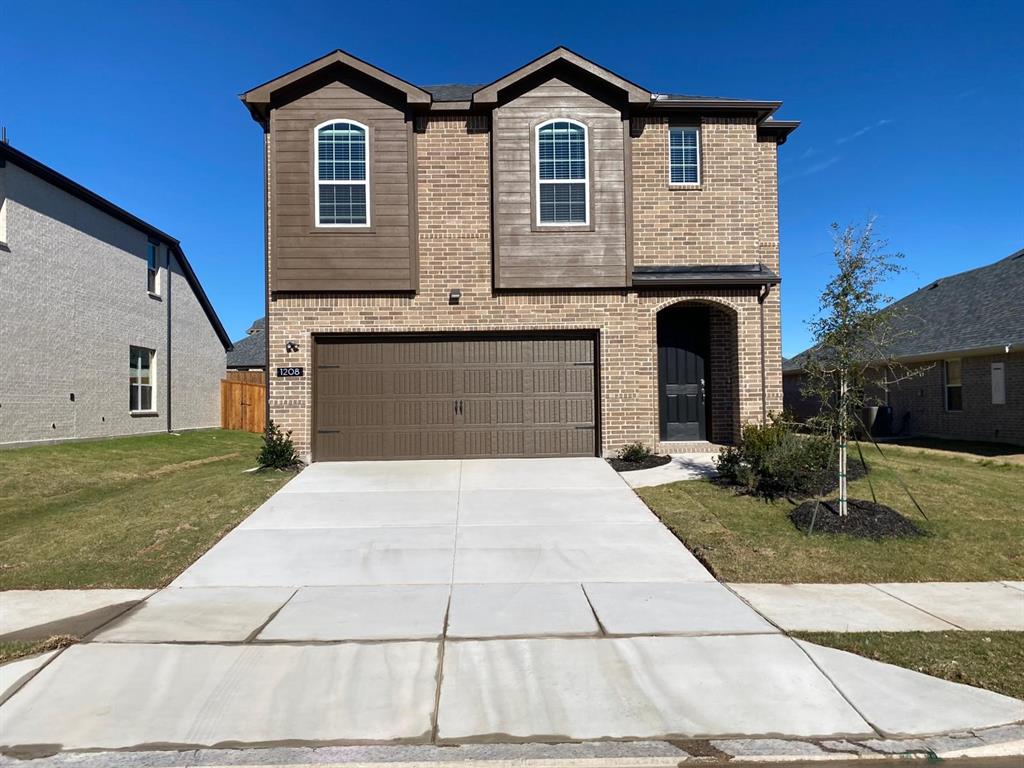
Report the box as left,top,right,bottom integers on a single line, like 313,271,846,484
166,247,173,432
758,282,770,423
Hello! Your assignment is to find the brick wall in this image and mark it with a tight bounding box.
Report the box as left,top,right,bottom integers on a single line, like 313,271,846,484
0,162,223,445
887,353,1024,444
268,115,783,460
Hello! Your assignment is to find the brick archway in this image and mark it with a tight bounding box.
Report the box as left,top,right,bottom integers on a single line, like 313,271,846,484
655,300,740,444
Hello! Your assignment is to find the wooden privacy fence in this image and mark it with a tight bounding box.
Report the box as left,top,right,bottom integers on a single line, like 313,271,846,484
221,378,266,433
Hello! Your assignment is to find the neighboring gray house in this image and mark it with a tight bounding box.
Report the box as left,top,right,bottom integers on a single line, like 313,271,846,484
226,317,266,372
0,142,231,445
784,249,1024,445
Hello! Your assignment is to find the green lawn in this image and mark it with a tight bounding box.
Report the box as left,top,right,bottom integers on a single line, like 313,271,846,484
0,431,293,589
795,631,1024,700
639,444,1024,583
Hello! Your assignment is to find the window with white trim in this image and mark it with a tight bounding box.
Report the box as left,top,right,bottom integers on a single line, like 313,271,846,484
669,126,700,184
0,168,8,246
536,119,588,225
315,120,369,226
944,359,962,411
146,240,159,294
130,346,155,413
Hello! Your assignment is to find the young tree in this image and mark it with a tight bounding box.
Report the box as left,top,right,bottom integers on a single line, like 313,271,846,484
803,219,910,516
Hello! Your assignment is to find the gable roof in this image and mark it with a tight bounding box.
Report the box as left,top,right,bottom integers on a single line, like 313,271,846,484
472,46,651,106
0,141,232,351
227,318,266,369
242,49,431,124
783,248,1024,371
241,47,798,141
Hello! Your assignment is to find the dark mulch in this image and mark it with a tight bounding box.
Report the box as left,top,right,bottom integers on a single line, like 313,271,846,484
790,498,927,539
607,454,672,472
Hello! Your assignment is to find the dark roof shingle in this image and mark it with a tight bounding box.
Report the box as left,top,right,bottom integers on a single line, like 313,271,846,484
784,249,1024,371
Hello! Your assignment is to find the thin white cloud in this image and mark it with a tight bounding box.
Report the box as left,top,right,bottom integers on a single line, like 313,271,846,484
836,118,893,145
781,155,841,182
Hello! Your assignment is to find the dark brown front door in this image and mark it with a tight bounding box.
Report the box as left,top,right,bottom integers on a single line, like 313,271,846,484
313,333,597,460
658,307,709,441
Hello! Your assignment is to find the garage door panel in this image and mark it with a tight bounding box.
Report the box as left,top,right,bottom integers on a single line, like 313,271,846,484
393,369,455,396
314,334,597,461
394,399,455,427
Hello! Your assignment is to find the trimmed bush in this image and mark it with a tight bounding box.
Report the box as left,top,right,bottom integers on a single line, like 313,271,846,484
714,415,854,500
616,442,653,463
257,420,300,470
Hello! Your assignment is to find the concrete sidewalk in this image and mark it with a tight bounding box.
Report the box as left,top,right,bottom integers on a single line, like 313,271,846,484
1,459,1021,755
730,581,1024,632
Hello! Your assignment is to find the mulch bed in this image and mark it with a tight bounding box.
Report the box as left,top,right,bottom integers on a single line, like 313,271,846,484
790,498,927,539
607,454,672,472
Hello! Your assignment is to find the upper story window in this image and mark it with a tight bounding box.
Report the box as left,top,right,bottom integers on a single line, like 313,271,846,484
130,346,155,413
315,120,369,227
944,358,962,411
536,119,588,225
146,240,159,294
0,168,8,247
669,126,700,185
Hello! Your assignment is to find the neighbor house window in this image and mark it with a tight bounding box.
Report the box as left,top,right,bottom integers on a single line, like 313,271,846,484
130,346,155,412
536,119,588,225
944,359,962,411
669,126,700,185
315,120,368,226
146,240,159,294
991,362,1006,405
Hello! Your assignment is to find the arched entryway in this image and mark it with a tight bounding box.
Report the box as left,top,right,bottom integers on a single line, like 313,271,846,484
656,302,740,444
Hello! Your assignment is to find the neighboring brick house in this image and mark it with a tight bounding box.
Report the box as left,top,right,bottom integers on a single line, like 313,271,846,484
241,47,798,461
784,249,1024,445
0,142,231,446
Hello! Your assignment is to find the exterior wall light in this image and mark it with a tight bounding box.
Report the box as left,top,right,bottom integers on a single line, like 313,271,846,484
449,289,462,305
285,341,299,352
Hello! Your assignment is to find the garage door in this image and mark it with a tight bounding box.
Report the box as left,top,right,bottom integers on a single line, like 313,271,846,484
313,333,597,460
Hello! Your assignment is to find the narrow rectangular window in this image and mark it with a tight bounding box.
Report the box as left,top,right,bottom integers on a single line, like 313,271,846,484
944,359,962,411
0,168,8,245
669,126,700,185
316,120,369,226
537,120,588,225
146,240,159,294
991,362,1006,405
130,346,155,412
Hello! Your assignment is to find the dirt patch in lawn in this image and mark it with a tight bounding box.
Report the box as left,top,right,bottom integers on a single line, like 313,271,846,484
607,454,672,472
790,498,926,539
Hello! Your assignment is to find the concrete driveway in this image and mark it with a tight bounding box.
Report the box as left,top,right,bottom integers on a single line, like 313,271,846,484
2,458,1020,753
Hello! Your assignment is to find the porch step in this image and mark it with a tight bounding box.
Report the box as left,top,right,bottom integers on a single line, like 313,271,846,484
657,441,728,455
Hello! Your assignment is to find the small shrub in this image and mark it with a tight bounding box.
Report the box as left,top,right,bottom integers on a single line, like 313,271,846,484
616,442,653,463
258,420,300,470
714,414,844,500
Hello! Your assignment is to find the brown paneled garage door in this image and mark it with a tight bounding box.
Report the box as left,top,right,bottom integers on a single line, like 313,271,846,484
313,333,597,460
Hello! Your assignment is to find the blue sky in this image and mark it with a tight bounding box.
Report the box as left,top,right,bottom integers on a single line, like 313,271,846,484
3,1,1021,355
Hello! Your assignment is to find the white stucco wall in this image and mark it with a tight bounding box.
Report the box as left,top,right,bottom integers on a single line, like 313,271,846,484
0,160,225,445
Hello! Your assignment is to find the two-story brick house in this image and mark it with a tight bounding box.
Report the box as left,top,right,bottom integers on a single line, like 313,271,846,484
241,48,798,462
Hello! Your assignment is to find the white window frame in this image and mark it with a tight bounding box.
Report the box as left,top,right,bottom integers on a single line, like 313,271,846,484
535,118,590,227
0,167,8,246
146,240,160,295
668,125,701,186
314,118,370,228
129,346,156,414
944,358,963,412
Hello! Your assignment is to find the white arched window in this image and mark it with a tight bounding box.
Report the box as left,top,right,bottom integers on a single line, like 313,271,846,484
315,119,369,227
536,119,588,225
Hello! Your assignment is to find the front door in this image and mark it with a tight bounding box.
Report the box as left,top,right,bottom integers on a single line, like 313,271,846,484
658,307,709,441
